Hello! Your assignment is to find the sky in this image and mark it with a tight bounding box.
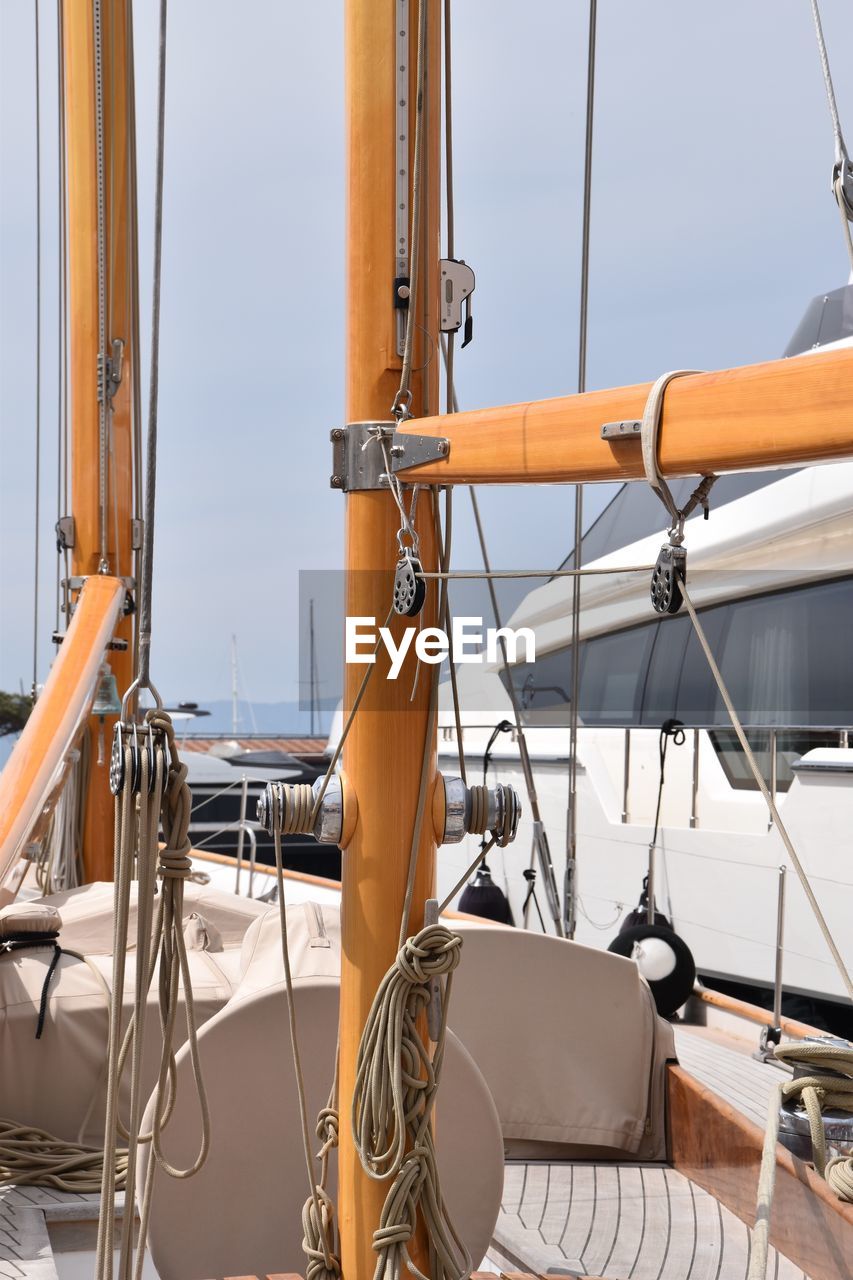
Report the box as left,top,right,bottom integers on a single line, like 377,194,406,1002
2,1,853,720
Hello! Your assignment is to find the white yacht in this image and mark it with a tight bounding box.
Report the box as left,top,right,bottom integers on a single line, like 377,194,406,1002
437,284,853,1025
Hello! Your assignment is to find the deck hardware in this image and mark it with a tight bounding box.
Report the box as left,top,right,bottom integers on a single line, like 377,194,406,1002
439,258,475,347
394,276,410,308
601,419,641,440
393,546,426,616
98,337,124,403
389,432,450,473
61,574,136,619
437,775,521,848
131,518,143,551
650,544,686,615
330,421,396,491
55,515,75,551
835,157,853,219
256,776,344,845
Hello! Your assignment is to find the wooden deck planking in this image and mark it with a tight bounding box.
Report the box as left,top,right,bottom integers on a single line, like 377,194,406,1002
496,1161,809,1279
673,1025,783,1128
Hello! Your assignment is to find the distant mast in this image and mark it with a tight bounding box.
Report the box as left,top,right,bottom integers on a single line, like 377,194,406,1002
309,598,318,736
230,634,239,737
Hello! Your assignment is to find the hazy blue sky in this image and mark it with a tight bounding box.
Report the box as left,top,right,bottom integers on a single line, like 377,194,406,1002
2,1,852,716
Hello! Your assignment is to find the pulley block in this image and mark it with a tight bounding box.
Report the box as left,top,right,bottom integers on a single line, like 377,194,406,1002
109,721,163,797
650,544,686,616
393,549,426,617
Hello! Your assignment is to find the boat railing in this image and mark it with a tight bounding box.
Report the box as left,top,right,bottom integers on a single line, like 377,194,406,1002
186,772,264,897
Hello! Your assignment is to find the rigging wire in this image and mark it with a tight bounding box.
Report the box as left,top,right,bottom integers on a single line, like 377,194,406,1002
126,0,144,672
468,485,565,936
439,4,466,784
443,0,455,418
135,0,168,694
437,16,563,929
808,0,853,271
565,0,598,938
438,333,564,932
32,0,42,697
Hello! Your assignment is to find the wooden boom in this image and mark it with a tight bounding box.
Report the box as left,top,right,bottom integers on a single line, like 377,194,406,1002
394,346,853,484
0,575,125,901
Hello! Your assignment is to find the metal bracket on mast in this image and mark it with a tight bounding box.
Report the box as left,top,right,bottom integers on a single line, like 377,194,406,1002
97,337,124,404
330,422,450,490
439,259,475,347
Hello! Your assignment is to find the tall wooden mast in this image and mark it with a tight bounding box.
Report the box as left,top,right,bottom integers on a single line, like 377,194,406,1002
338,0,441,1274
63,0,135,881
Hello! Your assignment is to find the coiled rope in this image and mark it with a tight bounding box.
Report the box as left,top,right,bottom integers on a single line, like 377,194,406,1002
748,1041,853,1279
95,711,210,1280
0,1120,127,1193
352,923,470,1280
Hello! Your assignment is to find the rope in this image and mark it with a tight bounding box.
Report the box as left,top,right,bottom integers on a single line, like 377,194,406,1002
645,718,685,925
418,565,654,579
0,1120,127,1193
834,174,853,274
95,711,210,1280
679,583,853,1004
641,371,716,541
748,1041,853,1279
352,924,470,1280
437,837,496,916
270,801,340,1280
434,489,466,785
468,486,564,936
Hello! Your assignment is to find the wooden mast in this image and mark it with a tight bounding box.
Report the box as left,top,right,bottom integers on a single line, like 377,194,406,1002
64,0,135,881
338,0,441,1274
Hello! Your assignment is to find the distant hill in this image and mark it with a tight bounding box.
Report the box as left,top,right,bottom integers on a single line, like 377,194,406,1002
176,697,338,738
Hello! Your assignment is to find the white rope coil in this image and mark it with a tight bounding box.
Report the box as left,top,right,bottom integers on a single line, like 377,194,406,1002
352,923,470,1280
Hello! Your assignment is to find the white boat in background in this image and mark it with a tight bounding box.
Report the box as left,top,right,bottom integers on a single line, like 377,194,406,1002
434,301,853,1026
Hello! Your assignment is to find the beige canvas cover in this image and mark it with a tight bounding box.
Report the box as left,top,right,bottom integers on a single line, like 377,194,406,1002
139,926,504,1279
38,879,267,953
0,882,264,1145
234,903,675,1159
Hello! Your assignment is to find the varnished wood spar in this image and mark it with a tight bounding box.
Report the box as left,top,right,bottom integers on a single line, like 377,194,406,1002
694,984,833,1042
338,0,441,1275
0,576,125,899
668,1064,853,1280
394,346,853,484
64,0,136,882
